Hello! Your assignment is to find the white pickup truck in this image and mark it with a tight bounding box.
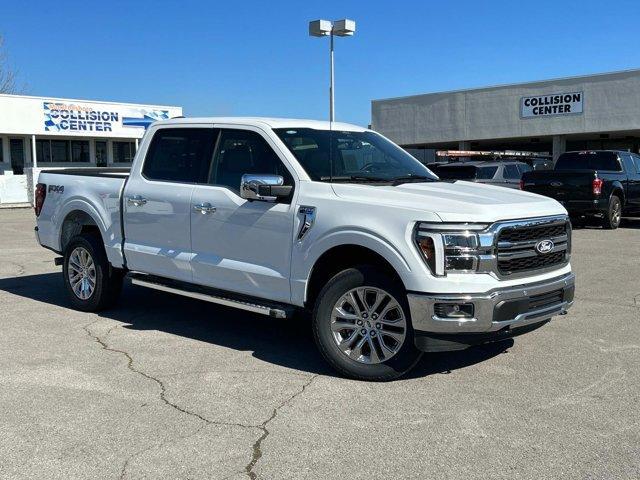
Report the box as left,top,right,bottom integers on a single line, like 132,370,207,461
34,117,575,380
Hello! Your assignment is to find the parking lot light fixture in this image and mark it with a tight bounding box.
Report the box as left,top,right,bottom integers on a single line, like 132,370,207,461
309,19,356,122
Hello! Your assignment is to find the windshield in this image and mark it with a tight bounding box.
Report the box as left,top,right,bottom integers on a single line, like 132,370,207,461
555,151,622,171
274,128,438,183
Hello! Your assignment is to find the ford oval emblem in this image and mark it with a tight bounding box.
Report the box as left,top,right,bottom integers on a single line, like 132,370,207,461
535,239,554,254
550,181,563,187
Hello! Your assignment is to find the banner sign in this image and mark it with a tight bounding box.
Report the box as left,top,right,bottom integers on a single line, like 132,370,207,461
43,101,173,133
521,92,583,118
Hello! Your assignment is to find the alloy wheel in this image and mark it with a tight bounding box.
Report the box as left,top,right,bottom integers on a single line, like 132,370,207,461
330,287,407,364
67,247,96,300
612,201,621,226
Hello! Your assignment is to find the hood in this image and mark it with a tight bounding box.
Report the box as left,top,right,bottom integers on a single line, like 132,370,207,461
331,180,566,223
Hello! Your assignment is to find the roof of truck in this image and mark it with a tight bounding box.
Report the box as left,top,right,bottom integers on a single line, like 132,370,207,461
160,117,368,131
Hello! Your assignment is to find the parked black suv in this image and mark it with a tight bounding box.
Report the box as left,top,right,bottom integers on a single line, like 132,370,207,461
521,150,640,229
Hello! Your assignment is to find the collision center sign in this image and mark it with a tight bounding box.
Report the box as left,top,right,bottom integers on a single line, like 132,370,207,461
521,92,583,118
43,100,176,135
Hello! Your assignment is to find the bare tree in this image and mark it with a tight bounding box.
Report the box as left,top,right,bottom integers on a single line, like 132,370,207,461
0,35,19,94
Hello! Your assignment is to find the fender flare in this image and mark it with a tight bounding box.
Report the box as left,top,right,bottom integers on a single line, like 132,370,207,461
609,181,625,205
294,228,415,306
53,197,108,251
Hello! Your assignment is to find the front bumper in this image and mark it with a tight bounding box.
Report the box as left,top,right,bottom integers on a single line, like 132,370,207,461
408,272,575,335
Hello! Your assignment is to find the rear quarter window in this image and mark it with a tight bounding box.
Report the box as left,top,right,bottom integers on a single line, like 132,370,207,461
436,166,478,180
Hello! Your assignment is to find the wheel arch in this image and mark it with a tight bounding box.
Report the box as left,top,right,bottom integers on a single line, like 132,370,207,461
610,182,625,205
304,244,407,309
60,208,104,253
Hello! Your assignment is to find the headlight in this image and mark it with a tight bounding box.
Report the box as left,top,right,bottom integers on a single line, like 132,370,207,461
414,222,489,276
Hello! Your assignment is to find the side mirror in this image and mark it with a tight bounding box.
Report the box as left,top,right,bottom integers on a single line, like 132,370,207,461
240,174,293,201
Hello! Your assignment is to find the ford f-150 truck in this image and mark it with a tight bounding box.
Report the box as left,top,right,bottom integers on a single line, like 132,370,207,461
34,118,575,380
521,150,640,229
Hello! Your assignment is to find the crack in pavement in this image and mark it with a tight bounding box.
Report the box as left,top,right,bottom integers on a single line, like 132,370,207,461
83,319,319,480
244,374,318,480
83,320,256,429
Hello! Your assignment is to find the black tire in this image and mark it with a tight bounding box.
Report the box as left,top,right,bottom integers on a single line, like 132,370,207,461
602,195,622,230
62,233,123,311
312,265,423,381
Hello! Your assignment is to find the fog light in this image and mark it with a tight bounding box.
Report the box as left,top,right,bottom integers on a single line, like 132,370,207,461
445,256,477,271
434,303,474,319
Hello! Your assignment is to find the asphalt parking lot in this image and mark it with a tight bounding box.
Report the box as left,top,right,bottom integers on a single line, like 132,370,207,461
0,208,639,480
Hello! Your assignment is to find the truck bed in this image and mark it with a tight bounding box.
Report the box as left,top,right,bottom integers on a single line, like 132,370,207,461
522,169,598,202
40,168,130,178
36,169,129,268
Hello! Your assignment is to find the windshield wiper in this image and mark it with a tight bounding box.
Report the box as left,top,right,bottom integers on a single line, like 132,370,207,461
320,175,390,183
391,174,435,186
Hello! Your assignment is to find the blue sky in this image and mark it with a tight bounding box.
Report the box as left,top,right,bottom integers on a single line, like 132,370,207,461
3,0,640,126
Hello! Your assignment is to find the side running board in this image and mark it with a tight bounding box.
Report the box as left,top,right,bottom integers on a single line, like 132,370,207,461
129,273,291,319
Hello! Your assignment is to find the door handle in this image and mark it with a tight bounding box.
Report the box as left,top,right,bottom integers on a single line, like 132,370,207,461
193,202,216,214
127,195,147,206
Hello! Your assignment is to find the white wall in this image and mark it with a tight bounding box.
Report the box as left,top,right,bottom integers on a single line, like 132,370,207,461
0,93,182,138
0,94,182,204
372,69,640,145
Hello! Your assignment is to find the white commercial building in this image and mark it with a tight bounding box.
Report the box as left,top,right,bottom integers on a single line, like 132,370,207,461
0,94,182,204
372,69,640,165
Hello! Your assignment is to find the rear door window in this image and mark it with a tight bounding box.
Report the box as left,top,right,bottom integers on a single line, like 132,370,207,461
143,128,217,183
632,154,640,174
475,166,498,179
503,164,521,179
555,152,623,171
620,153,636,174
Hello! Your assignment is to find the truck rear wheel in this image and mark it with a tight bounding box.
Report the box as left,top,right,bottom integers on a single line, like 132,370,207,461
602,195,622,230
63,233,123,311
312,266,422,381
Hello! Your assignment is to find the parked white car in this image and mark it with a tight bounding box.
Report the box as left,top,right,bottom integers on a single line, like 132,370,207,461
34,117,575,380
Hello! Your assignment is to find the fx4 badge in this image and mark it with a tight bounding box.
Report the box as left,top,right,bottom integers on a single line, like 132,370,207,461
48,185,65,194
535,239,554,254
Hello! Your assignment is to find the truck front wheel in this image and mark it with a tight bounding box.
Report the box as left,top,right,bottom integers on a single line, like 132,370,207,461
312,266,422,381
63,233,123,311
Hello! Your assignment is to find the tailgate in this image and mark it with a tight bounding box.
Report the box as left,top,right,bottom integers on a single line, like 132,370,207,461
522,170,596,201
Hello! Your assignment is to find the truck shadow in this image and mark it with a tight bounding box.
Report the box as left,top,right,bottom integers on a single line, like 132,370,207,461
0,272,512,380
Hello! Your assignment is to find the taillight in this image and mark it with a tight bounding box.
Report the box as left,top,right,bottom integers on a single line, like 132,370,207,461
35,183,46,217
519,179,525,190
592,177,603,196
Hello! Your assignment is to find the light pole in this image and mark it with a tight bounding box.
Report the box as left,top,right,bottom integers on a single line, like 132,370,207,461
309,19,356,122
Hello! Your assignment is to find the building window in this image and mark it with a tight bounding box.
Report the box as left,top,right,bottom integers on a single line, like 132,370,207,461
0,138,3,163
51,140,69,162
35,139,52,162
71,141,90,162
113,141,136,163
36,139,90,163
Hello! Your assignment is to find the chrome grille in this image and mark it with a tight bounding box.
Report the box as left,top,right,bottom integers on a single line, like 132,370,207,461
498,224,566,243
496,219,570,276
